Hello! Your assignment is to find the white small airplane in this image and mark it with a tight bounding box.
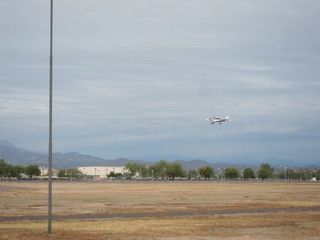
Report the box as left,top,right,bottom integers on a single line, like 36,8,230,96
206,115,230,124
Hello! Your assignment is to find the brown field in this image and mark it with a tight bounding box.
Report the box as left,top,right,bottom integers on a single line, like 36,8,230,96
0,181,319,240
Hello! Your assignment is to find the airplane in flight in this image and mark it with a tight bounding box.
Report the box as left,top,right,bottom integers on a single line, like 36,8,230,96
206,115,230,124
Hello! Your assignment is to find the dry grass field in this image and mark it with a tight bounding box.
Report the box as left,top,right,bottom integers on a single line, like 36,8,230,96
0,181,319,240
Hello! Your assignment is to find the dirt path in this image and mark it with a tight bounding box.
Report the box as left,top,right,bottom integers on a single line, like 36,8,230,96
2,205,319,222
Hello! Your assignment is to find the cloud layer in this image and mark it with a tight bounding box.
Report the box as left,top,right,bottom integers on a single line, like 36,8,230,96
1,0,320,162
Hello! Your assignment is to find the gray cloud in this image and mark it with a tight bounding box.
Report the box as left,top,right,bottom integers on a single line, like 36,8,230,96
1,0,320,162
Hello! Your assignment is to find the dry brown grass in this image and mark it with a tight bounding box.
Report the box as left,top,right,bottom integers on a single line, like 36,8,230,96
0,181,319,240
1,213,319,240
1,181,319,216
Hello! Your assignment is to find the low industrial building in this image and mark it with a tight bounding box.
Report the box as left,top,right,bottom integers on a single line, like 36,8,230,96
39,167,59,177
78,166,127,180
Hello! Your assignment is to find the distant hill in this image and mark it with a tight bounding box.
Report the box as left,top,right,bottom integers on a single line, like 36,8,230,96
0,141,319,170
0,141,47,166
0,141,107,169
175,159,210,169
0,141,163,169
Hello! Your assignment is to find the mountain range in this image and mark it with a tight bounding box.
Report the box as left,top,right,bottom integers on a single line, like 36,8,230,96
0,141,319,170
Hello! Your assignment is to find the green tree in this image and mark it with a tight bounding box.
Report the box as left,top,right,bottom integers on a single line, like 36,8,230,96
314,170,320,180
165,162,185,180
108,171,116,178
243,168,255,179
125,162,148,178
301,169,313,180
150,160,169,179
125,162,139,178
0,159,25,180
257,163,274,180
0,159,9,179
198,166,215,180
224,167,240,179
9,165,25,179
277,169,316,180
108,171,123,179
3,163,13,179
25,165,41,178
137,164,149,178
58,169,66,177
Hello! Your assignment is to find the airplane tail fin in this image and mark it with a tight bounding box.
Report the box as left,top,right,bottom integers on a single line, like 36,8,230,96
226,115,230,121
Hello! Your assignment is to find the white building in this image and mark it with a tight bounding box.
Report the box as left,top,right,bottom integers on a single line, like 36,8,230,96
39,167,59,177
78,166,127,180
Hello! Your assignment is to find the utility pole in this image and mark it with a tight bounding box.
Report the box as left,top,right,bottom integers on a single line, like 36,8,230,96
48,0,53,235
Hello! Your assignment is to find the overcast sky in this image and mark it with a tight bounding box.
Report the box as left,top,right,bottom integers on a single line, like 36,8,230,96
1,0,319,163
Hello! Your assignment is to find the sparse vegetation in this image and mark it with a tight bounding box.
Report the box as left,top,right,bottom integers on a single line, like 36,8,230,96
0,181,319,240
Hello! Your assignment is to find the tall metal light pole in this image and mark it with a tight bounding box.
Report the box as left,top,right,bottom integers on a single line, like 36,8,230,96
48,0,53,234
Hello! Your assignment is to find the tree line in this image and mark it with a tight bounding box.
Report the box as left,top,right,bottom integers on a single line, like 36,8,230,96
125,161,320,181
125,160,185,180
0,159,86,180
1,158,319,181
0,159,40,180
124,161,276,180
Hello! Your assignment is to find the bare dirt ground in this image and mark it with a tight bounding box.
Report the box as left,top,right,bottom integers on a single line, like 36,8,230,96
0,181,319,240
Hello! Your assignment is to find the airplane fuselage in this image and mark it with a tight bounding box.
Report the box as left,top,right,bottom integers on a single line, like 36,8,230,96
207,115,230,124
